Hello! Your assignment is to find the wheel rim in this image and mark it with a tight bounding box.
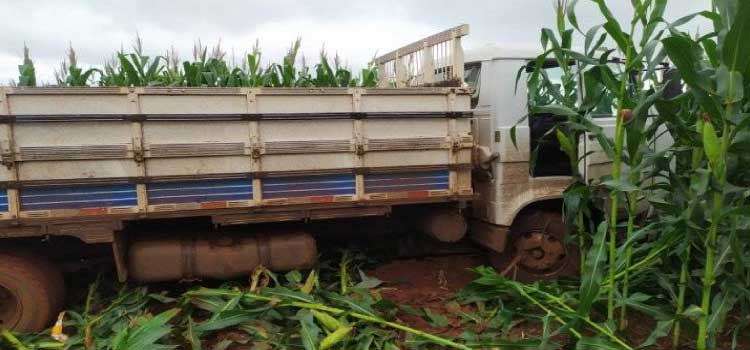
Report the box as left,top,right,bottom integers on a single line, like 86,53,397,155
0,284,20,328
490,213,578,280
514,230,567,275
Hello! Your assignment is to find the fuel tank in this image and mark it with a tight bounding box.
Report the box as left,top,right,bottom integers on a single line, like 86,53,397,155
128,230,317,282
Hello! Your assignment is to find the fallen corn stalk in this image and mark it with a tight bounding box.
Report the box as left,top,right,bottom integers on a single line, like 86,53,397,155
185,288,473,350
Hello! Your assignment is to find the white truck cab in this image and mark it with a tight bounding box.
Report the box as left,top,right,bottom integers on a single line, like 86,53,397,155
373,28,585,280
464,44,575,227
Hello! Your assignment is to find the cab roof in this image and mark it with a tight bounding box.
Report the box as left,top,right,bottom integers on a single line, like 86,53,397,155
464,44,542,63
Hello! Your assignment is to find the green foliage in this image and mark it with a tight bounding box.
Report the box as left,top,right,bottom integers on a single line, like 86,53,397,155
513,0,750,349
15,37,379,88
111,309,180,350
17,45,36,87
54,44,101,87
4,252,484,350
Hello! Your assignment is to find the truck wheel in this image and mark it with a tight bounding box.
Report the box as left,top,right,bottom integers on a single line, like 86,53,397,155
490,211,579,281
0,250,65,332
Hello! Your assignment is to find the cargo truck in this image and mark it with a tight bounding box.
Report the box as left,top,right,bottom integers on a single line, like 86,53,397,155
0,25,584,331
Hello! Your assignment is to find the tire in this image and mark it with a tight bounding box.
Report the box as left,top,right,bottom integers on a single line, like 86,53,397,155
490,211,579,281
0,249,65,332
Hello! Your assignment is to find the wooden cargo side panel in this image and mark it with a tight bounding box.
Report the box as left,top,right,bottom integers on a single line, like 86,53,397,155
142,121,252,176
147,178,254,212
139,94,246,114
255,92,353,113
18,183,138,219
363,169,452,200
258,120,355,172
7,92,129,115
362,118,450,168
0,87,473,224
261,173,356,205
360,92,448,112
0,90,16,220
13,122,137,181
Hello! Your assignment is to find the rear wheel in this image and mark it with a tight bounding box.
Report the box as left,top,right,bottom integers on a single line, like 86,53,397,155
490,211,579,281
0,250,65,332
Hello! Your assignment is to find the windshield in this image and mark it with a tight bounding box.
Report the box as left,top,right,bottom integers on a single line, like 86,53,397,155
464,63,481,109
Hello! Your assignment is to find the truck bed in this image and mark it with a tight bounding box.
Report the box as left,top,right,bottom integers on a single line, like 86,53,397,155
0,87,473,241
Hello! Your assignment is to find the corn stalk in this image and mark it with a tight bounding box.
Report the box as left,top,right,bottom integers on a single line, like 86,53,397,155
185,287,472,350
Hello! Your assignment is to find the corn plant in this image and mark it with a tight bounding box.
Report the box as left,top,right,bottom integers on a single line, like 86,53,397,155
17,35,379,89
517,0,589,276
661,2,750,349
523,0,670,325
16,44,36,87
508,0,750,349
116,51,165,87
54,44,101,87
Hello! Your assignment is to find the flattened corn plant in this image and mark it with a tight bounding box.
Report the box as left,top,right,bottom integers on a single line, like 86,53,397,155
500,0,750,349
0,250,563,350
16,36,378,88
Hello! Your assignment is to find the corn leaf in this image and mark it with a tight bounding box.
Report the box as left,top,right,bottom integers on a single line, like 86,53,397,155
577,222,608,316
111,308,179,350
298,311,321,350
717,66,744,104
722,0,750,76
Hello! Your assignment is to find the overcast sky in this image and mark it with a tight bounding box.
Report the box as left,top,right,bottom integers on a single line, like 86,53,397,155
0,0,711,85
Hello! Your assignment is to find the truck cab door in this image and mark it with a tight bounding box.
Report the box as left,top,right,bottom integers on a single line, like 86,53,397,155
579,116,617,183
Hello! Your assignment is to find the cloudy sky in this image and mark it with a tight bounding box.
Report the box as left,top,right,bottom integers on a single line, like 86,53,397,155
0,0,711,85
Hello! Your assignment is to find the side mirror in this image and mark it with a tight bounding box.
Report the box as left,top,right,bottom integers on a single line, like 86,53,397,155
663,68,683,99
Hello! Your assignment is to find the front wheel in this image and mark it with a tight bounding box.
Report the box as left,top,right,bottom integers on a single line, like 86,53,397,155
0,249,65,332
490,211,579,281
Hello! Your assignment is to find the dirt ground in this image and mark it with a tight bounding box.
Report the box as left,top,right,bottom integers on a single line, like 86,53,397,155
370,254,485,337
59,248,748,350
368,254,749,350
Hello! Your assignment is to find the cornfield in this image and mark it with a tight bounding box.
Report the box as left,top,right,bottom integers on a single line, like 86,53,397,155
16,37,378,88
3,0,750,349
507,0,750,349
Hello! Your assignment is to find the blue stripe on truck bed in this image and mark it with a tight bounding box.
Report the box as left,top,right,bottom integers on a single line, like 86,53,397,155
364,170,450,193
262,174,355,199
20,183,137,210
147,178,253,205
0,190,8,212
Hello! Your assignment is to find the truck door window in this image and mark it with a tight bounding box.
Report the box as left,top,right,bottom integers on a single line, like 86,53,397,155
464,63,481,109
524,60,574,177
